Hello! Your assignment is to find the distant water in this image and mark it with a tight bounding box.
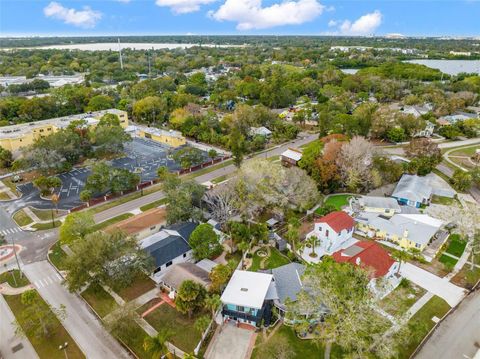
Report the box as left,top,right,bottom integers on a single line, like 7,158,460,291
2,43,242,51
405,59,480,75
340,68,359,74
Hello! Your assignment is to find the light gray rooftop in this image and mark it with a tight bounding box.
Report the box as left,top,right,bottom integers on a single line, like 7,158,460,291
271,262,306,305
392,174,432,204
359,196,401,211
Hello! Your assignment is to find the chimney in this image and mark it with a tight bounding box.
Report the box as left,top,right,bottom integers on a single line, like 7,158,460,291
403,229,409,238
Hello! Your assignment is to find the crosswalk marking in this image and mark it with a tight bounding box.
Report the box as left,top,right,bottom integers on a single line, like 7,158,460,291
0,227,22,236
33,274,63,289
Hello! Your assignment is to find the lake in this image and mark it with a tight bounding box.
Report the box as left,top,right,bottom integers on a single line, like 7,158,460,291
405,59,480,75
2,43,243,51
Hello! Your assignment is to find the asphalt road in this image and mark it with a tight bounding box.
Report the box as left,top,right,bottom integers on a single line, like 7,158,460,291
0,295,39,359
93,133,318,223
415,290,480,359
23,261,130,359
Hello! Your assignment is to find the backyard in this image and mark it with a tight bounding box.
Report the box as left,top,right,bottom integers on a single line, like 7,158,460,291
116,272,156,302
315,194,353,214
438,234,467,270
249,246,291,272
139,299,203,353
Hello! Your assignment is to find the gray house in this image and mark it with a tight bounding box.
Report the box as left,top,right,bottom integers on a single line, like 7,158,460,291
391,174,432,208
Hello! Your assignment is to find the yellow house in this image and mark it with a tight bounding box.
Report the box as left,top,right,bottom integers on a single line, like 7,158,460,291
137,125,186,148
356,196,401,218
355,213,443,251
0,109,128,155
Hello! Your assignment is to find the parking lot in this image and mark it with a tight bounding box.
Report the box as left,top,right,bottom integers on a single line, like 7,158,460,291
16,137,208,210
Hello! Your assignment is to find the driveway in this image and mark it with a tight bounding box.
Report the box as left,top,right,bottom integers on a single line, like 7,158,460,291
205,324,255,359
23,261,130,359
0,294,39,359
399,262,466,307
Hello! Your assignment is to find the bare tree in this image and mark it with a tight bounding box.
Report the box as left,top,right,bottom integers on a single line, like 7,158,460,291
204,184,238,223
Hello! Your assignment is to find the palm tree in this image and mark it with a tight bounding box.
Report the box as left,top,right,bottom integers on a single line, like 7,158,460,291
308,235,318,257
237,241,249,269
286,217,301,254
204,294,221,320
393,249,410,274
143,329,172,359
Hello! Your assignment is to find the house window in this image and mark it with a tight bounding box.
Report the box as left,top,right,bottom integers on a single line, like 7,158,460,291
183,253,187,258
166,261,173,267
325,230,329,237
415,243,421,249
39,129,44,132
237,306,245,312
318,227,322,232
150,226,156,230
153,267,161,273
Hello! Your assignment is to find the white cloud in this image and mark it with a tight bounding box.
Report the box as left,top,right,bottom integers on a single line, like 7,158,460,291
155,0,217,14
328,19,337,27
116,0,131,3
44,2,102,28
339,10,382,36
210,0,324,30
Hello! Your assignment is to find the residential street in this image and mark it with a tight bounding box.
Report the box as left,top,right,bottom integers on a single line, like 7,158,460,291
399,262,466,307
415,290,480,359
0,294,39,359
93,133,318,223
22,261,130,359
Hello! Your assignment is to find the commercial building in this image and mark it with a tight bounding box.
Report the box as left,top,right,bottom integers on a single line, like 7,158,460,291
0,109,128,154
136,125,186,148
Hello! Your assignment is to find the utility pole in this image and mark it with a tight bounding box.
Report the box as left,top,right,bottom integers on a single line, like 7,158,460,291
118,38,124,70
59,342,69,359
10,235,22,278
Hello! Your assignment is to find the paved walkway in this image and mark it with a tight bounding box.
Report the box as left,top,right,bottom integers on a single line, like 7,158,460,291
0,282,34,295
0,294,39,359
399,262,466,307
406,292,434,320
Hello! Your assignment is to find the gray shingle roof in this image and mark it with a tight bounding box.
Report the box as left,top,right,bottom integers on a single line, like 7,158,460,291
271,263,306,305
392,174,432,204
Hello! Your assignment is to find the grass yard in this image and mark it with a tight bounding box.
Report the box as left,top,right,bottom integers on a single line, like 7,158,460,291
211,174,228,183
252,325,327,359
379,279,426,318
431,195,458,206
90,213,134,232
452,266,480,289
249,247,290,272
439,254,458,269
315,194,352,213
12,209,33,226
81,283,118,318
444,234,467,257
111,317,150,359
182,159,233,181
140,301,202,353
397,295,451,358
0,269,30,288
0,191,11,200
4,292,85,359
32,220,62,230
140,198,168,212
49,241,69,271
30,207,67,221
116,272,156,302
449,145,479,157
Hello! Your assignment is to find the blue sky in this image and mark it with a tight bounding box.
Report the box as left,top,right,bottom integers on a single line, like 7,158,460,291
1,0,479,37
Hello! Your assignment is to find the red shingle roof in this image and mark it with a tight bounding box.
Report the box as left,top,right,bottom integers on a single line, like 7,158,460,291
332,241,396,278
315,211,355,233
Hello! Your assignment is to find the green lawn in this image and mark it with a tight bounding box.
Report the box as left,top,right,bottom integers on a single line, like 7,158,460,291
49,241,69,271
32,220,61,230
12,209,33,226
111,317,150,359
397,296,451,358
211,174,228,183
181,159,233,180
444,234,467,257
449,145,479,157
315,194,352,213
140,198,168,212
252,325,326,359
249,247,290,272
439,254,458,268
140,301,202,353
4,292,85,359
0,269,30,288
0,191,11,200
116,272,156,302
81,283,119,318
431,195,458,206
380,279,426,318
30,207,67,221
90,213,134,232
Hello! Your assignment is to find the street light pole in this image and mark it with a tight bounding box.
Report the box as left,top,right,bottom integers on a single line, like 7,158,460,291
59,342,68,359
10,235,22,278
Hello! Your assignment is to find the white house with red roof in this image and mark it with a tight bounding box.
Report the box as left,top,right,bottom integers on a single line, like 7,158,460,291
302,211,357,262
332,240,400,297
